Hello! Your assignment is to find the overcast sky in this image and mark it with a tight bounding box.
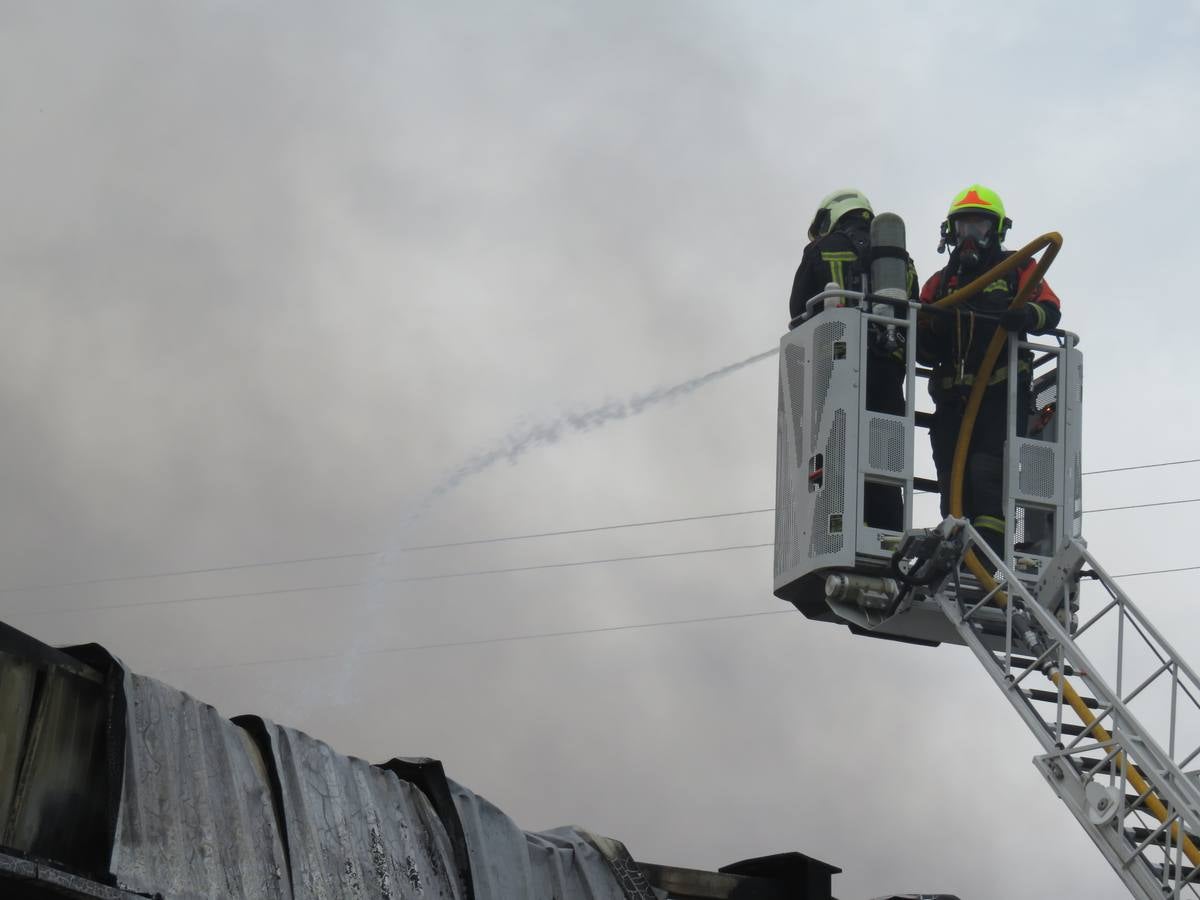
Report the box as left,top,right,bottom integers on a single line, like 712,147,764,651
3,2,1200,898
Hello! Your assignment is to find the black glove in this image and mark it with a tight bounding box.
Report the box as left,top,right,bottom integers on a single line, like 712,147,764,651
999,305,1035,331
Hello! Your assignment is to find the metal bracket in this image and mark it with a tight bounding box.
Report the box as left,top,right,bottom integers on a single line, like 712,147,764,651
1034,539,1087,630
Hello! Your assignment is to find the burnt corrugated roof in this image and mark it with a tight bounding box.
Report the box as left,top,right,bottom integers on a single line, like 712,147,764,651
0,625,662,899
1,622,852,899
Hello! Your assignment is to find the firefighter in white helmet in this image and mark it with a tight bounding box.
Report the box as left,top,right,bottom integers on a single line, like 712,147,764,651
789,189,919,531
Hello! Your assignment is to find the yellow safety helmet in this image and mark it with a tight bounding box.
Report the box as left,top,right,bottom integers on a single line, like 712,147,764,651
938,183,1012,252
808,188,873,240
948,184,1006,222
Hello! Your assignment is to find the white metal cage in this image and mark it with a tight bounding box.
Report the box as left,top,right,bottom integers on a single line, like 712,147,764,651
773,291,1083,647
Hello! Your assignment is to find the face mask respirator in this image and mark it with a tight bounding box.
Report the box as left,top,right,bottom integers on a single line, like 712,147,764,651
938,213,999,269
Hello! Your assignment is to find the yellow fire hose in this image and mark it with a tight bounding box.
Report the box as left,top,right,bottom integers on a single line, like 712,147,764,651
928,235,1200,867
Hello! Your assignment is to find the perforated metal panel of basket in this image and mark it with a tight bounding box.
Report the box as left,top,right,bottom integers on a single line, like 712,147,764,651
868,417,905,472
1019,443,1056,498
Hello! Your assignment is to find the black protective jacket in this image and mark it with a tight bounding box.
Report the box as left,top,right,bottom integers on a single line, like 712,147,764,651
788,214,919,323
918,246,1062,402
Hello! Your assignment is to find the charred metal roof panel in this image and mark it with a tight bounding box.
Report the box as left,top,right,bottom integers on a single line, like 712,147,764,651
3,623,834,900
261,721,461,900
449,779,658,900
0,629,120,879
528,827,658,900
111,672,290,899
110,672,463,900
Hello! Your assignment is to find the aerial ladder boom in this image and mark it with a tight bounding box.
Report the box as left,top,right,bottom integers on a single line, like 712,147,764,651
914,521,1200,898
774,220,1200,898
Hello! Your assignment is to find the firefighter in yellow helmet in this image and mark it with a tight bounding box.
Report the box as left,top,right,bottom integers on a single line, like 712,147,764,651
789,189,919,531
919,185,1062,557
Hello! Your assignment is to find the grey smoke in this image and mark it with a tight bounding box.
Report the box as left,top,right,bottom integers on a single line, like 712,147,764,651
306,346,784,711
421,347,780,509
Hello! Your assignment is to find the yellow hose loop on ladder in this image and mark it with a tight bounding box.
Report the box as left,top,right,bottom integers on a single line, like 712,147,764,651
933,232,1200,868
1052,672,1200,868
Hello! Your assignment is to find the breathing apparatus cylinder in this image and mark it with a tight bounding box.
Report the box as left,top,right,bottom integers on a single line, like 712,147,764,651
869,213,908,350
870,213,907,293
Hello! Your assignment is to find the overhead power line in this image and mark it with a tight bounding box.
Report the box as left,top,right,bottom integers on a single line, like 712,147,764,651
160,556,1200,675
0,551,381,596
0,455,1197,601
1104,564,1200,580
1083,458,1200,477
159,609,792,675
10,539,1200,621
2,472,1199,599
0,509,775,597
9,542,774,618
382,508,775,552
1085,498,1200,515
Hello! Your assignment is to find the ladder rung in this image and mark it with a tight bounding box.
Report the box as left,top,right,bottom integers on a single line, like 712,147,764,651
940,542,1200,893
1151,862,1197,884
1079,758,1158,787
1077,756,1119,775
1028,688,1100,709
1124,794,1164,812
1130,825,1200,849
1005,655,1077,677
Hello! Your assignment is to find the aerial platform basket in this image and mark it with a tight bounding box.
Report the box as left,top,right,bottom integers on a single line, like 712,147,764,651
773,263,1082,647
772,221,1200,897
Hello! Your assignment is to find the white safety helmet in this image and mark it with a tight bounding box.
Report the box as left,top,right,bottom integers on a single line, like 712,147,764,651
808,188,873,240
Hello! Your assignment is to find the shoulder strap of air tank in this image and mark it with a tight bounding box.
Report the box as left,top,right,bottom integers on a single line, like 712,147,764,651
835,224,871,290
